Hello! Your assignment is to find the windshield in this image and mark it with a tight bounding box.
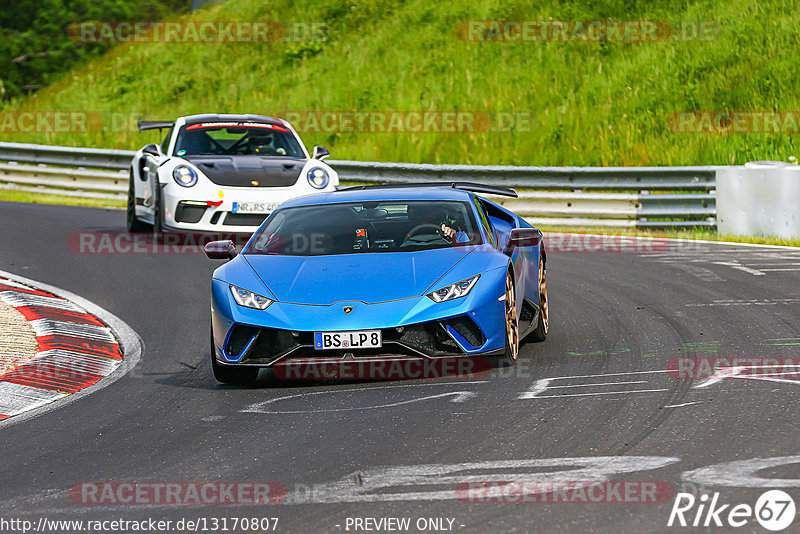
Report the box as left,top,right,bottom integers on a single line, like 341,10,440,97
247,200,482,256
173,122,305,157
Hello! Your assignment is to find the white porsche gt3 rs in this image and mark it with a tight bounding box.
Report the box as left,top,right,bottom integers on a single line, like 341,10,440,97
127,113,339,233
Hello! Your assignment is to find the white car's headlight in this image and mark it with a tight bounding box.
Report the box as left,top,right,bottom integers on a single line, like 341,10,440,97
173,165,198,187
230,285,273,310
427,275,480,303
307,167,330,189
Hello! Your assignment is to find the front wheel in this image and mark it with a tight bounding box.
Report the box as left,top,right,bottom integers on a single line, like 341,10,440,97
126,172,151,233
210,328,259,385
153,184,164,234
530,255,548,342
497,269,519,367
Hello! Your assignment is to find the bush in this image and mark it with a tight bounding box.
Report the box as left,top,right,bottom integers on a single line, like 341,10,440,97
0,0,187,99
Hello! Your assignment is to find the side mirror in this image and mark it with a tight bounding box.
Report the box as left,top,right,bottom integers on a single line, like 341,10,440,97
504,228,542,255
142,143,161,157
312,145,330,160
204,240,237,260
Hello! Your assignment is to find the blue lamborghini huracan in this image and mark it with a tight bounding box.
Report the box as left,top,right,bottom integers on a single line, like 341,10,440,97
205,183,548,384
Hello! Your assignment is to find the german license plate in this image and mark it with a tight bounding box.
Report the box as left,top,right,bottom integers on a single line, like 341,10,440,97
232,201,277,214
314,330,382,350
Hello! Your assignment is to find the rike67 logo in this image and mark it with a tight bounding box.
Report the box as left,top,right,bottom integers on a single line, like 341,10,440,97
669,490,796,531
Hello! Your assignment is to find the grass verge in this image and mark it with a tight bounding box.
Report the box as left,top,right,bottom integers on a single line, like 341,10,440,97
0,189,125,208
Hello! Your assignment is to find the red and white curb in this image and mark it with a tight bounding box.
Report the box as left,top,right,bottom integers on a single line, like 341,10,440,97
0,271,142,426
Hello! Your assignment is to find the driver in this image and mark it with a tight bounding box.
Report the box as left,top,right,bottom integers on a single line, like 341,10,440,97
407,203,469,244
250,133,275,155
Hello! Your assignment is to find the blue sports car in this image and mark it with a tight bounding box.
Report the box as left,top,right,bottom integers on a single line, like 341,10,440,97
205,183,548,384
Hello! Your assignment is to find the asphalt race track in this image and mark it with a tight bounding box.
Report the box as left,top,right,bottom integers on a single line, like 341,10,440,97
1,200,799,533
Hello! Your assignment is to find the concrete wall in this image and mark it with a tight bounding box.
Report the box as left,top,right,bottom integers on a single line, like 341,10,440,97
717,162,800,239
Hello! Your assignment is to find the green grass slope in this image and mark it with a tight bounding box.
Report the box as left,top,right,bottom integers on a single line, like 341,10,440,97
2,0,799,166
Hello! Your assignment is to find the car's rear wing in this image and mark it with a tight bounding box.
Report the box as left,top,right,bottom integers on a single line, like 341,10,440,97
341,182,518,198
138,119,174,132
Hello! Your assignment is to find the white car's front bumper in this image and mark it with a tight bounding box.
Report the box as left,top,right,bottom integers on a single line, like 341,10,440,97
161,182,335,233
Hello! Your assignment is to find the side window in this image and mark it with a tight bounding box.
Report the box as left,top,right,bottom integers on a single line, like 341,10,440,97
161,125,174,154
479,198,517,250
473,197,496,247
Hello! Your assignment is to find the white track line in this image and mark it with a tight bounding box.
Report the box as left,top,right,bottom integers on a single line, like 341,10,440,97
28,350,119,376
711,262,765,276
0,292,83,312
550,380,648,389
663,402,700,408
28,319,116,343
529,388,669,399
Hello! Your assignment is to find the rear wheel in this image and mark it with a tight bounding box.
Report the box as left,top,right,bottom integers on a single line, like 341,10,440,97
126,171,151,233
498,269,519,367
210,328,259,385
530,255,549,342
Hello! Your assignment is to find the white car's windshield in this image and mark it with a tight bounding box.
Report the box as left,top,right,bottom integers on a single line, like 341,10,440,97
247,200,482,256
173,122,305,157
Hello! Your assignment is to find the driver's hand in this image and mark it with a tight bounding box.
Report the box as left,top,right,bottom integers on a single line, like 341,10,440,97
441,224,456,240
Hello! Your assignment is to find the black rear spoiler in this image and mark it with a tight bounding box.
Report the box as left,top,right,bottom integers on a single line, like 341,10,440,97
138,119,174,132
341,182,518,198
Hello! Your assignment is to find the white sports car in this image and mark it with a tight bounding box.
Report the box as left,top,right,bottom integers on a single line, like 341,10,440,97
127,113,339,233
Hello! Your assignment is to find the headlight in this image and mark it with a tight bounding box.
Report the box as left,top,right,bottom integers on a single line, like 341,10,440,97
427,275,480,303
173,165,198,187
307,167,330,189
230,285,273,310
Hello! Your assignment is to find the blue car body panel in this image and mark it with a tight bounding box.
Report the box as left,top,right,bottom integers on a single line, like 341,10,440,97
240,246,483,305
210,186,544,366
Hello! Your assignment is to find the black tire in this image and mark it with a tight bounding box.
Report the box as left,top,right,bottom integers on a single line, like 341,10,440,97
126,171,151,233
210,328,259,385
496,268,519,367
153,184,164,234
530,255,549,342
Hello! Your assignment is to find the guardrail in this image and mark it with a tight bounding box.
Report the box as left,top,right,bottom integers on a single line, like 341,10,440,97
0,142,719,227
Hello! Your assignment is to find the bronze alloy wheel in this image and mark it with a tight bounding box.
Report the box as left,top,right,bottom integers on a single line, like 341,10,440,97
530,256,549,342
504,270,519,362
539,257,548,335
